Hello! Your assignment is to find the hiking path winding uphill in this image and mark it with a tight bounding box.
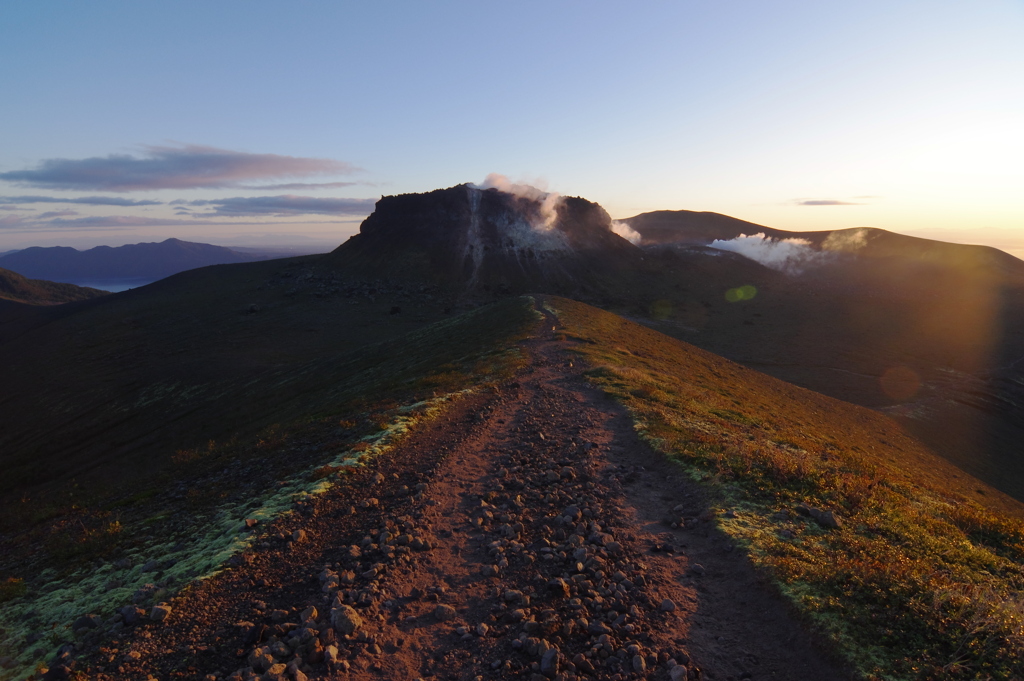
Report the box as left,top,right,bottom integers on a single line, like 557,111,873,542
77,298,847,681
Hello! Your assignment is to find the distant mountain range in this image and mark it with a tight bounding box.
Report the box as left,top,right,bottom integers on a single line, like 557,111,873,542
0,238,264,285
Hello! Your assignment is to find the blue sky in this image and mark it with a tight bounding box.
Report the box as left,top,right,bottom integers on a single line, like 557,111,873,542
1,1,1022,254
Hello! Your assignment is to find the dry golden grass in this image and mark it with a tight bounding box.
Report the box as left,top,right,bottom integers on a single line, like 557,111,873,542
548,296,1024,681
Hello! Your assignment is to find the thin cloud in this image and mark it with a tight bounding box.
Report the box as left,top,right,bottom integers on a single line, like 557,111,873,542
796,199,860,206
0,195,162,206
0,215,27,227
182,195,377,217
0,144,360,192
44,216,215,228
35,215,356,228
37,210,79,219
239,181,361,191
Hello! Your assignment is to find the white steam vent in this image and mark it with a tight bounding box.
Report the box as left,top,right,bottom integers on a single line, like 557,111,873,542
822,228,870,253
476,173,562,231
708,232,836,275
611,220,642,245
474,174,642,245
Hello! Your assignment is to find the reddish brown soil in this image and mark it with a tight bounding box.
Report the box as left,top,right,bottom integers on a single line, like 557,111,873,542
73,300,849,681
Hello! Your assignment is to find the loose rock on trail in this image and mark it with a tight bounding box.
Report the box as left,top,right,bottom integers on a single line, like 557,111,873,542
76,298,847,681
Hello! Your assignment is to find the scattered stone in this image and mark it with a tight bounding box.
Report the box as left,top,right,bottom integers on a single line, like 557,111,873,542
150,604,172,622
660,598,677,612
796,503,843,529
540,646,561,677
813,509,843,529
72,614,102,630
670,665,690,681
263,662,288,680
120,606,146,626
330,605,363,635
248,646,275,673
547,578,570,598
504,589,525,603
434,604,456,621
690,564,706,576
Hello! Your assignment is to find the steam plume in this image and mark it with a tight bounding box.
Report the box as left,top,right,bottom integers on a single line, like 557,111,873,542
611,220,642,245
822,228,870,252
475,173,562,231
709,233,835,275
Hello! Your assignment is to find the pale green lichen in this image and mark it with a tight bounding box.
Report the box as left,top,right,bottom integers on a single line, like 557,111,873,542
0,388,470,681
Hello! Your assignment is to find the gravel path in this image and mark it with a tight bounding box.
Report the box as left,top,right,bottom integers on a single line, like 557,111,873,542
71,299,847,681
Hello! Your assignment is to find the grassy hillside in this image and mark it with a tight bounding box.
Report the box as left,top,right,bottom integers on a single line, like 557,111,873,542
546,296,1024,681
0,297,538,679
0,255,471,494
0,267,108,305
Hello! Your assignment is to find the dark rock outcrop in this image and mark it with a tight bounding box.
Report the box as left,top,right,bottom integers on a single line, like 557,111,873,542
324,184,643,297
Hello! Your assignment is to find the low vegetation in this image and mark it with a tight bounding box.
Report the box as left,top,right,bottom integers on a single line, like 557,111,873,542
547,296,1024,681
0,266,108,305
0,297,537,680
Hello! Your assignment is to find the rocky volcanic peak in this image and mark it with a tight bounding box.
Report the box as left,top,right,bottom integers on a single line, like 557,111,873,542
325,185,640,295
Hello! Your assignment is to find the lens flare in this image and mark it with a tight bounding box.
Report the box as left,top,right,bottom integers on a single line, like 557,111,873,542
725,285,757,302
649,299,673,320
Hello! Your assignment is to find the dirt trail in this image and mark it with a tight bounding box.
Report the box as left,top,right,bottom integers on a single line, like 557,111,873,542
76,298,847,681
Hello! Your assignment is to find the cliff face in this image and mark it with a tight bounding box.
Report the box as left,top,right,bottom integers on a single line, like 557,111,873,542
325,184,641,295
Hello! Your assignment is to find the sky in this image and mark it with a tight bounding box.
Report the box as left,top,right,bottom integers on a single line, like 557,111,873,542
1,1,1022,255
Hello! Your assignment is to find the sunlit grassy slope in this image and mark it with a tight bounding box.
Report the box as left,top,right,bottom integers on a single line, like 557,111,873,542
0,267,108,305
0,297,537,680
546,296,1024,681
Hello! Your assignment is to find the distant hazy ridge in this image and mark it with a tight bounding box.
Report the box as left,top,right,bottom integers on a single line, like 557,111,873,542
0,238,256,283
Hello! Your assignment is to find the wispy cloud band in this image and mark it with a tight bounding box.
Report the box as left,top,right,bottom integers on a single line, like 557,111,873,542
0,195,162,206
175,195,377,217
0,144,359,192
795,199,863,206
239,181,362,191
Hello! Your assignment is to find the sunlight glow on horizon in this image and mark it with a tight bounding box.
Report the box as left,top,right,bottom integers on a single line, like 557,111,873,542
0,1,1021,253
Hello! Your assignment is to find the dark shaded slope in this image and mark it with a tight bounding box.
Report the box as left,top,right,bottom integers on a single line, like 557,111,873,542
0,238,255,283
626,209,785,245
0,254,463,495
0,267,108,305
